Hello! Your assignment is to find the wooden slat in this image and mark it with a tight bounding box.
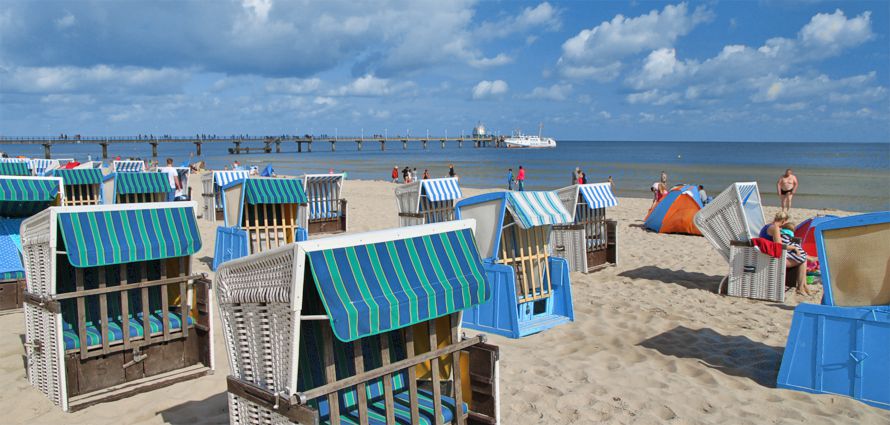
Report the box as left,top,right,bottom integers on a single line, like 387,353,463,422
352,340,369,425
98,267,110,354
179,256,188,337
160,260,171,341
321,325,341,425
380,334,396,425
75,268,88,357
140,262,151,345
404,327,421,425
428,320,443,425
52,274,200,299
263,203,272,251
450,314,465,425
516,226,529,301
120,264,131,350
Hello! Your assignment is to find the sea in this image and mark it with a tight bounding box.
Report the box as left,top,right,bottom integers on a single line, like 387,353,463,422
4,140,889,213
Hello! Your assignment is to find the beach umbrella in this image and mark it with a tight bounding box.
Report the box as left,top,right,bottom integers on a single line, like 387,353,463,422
795,215,838,257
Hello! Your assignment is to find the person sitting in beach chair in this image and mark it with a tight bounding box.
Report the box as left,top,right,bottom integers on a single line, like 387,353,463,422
216,220,501,424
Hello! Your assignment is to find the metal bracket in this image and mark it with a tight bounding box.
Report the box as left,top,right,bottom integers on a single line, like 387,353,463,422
123,348,148,368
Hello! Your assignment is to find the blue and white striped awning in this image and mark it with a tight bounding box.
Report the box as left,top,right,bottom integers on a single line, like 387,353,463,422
506,191,573,229
578,183,618,209
213,170,250,187
305,174,344,184
113,160,146,172
0,158,30,164
421,178,462,202
30,159,60,176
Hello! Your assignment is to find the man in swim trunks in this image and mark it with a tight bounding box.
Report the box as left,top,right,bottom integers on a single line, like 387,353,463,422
777,168,798,212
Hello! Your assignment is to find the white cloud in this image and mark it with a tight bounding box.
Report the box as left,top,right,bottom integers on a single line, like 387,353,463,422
472,80,508,100
55,13,76,30
0,65,189,94
331,74,415,97
800,9,873,55
528,83,572,101
751,72,885,104
626,89,680,105
266,78,322,94
468,54,514,68
557,2,712,80
313,96,337,106
477,2,562,39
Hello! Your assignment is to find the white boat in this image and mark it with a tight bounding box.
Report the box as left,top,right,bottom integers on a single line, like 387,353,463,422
502,123,556,148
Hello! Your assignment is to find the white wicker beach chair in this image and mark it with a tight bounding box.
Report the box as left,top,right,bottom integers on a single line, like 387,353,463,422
201,170,250,221
694,182,786,302
551,183,618,273
395,177,462,226
21,202,214,411
216,220,500,425
301,173,347,234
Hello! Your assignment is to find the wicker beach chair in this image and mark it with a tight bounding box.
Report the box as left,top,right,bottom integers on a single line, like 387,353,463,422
201,170,251,221
21,202,214,411
52,168,104,206
778,211,890,410
694,182,787,302
30,159,61,176
102,171,174,204
216,220,501,424
212,177,309,270
551,183,618,273
111,160,146,173
302,173,348,234
0,176,63,311
456,191,575,338
395,177,462,226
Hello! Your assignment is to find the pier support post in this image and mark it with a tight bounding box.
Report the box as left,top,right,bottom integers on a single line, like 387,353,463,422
101,142,109,159
275,140,281,153
263,140,272,154
458,139,463,148
402,140,407,150
297,141,302,153
422,139,427,149
194,142,202,156
308,141,312,152
440,139,445,149
234,141,241,154
356,140,362,151
43,143,51,159
330,141,335,152
380,140,385,151
150,142,158,158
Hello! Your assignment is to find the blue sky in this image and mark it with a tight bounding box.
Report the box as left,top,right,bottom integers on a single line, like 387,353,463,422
1,1,887,142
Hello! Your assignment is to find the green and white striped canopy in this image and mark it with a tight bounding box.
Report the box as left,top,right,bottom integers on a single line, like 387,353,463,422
0,178,60,217
52,168,103,186
306,227,489,342
244,178,307,205
506,191,573,229
114,172,173,195
57,205,202,268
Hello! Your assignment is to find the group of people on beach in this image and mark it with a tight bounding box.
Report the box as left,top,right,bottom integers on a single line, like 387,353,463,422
391,163,457,183
505,166,526,191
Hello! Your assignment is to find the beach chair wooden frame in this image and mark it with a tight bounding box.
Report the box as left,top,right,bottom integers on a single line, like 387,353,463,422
217,220,500,425
778,212,890,410
694,182,788,302
52,169,104,206
212,177,309,270
201,170,250,222
101,172,174,204
20,202,214,412
455,191,575,339
0,176,64,311
395,178,462,226
552,183,618,273
302,173,348,234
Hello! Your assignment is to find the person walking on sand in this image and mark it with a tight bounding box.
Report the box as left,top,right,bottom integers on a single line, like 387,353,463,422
517,166,526,191
391,166,399,183
506,168,514,190
777,169,798,211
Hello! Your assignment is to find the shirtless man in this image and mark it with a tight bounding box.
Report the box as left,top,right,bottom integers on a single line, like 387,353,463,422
777,169,798,211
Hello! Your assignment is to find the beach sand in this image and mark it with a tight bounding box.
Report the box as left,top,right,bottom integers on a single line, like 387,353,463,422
1,176,888,425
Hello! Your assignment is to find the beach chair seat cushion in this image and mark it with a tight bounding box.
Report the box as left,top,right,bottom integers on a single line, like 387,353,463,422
315,388,467,425
62,310,192,350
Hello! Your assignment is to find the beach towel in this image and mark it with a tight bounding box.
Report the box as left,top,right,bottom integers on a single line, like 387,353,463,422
751,237,784,259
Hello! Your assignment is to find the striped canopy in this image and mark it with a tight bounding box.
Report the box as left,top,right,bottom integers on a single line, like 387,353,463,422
0,162,31,176
115,172,173,195
0,178,60,217
244,178,307,205
421,178,462,202
52,168,104,186
506,191,573,229
304,174,344,219
304,174,344,184
213,170,250,187
579,183,618,209
0,158,30,163
30,159,60,176
306,227,489,342
57,206,202,268
113,160,146,172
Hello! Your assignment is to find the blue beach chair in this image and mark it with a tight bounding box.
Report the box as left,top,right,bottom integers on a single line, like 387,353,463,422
777,211,890,410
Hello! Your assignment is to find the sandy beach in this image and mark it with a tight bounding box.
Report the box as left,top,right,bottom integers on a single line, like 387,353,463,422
1,176,887,425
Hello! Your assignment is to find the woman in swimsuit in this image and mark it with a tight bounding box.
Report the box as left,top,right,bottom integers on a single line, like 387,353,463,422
759,211,811,295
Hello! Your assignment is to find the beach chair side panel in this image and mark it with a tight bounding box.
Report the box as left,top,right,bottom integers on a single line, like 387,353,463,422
727,245,785,302
200,173,216,222
550,226,587,273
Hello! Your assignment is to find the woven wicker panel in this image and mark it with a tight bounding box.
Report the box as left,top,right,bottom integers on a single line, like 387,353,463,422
728,246,785,302
551,227,587,273
822,222,890,306
23,239,66,408
695,184,749,262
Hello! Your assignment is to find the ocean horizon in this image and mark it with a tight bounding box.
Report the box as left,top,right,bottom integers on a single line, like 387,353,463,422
4,139,888,213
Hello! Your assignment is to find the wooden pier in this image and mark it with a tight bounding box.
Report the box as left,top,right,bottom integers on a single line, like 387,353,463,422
0,135,501,159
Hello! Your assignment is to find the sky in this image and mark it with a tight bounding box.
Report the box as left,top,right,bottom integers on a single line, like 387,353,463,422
1,0,888,142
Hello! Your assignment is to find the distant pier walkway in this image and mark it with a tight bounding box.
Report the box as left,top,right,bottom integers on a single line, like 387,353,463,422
0,135,501,159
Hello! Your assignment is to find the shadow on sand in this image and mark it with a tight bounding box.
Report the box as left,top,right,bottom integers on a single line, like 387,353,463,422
639,326,782,388
619,265,723,292
158,392,229,425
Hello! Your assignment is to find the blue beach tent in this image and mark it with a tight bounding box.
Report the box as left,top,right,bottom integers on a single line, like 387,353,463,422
455,191,575,338
212,177,309,270
777,211,890,410
644,184,703,235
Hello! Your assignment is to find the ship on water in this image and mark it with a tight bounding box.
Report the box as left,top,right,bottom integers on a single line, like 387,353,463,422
502,123,556,149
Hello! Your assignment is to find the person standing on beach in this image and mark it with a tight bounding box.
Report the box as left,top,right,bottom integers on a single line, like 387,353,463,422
608,176,615,192
448,163,456,179
777,169,798,211
660,170,667,186
391,166,399,183
573,167,580,185
422,169,430,180
506,168,514,190
517,166,526,191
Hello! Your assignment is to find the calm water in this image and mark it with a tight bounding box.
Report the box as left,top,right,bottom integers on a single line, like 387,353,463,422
5,140,889,212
